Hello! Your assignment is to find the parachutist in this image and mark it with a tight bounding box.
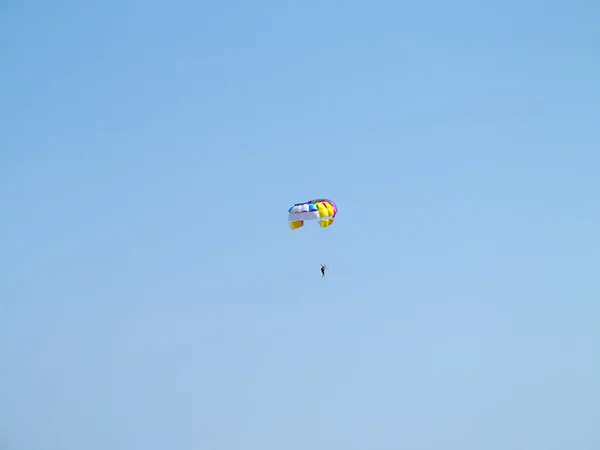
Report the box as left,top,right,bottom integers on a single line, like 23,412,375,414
321,264,327,277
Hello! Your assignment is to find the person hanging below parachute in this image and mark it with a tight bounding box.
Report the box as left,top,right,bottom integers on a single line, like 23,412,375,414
288,198,337,278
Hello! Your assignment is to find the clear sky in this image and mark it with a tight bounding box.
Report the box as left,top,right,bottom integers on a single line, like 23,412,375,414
1,1,599,449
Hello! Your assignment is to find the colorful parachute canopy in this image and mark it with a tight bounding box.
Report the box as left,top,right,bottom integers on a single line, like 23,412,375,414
288,198,337,230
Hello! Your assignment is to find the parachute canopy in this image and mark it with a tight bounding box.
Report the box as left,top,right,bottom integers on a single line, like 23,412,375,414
288,198,337,230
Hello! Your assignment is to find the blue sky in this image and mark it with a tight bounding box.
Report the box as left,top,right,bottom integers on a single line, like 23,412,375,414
1,1,599,449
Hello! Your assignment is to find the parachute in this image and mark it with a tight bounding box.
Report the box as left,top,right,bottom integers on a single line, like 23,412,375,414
288,198,337,230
